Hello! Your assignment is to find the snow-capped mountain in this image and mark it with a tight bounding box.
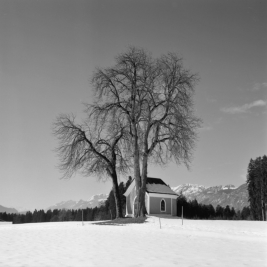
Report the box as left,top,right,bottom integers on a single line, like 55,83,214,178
172,183,248,211
46,193,108,211
222,184,236,190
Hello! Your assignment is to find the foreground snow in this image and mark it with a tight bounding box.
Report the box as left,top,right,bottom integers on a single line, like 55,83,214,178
0,217,266,267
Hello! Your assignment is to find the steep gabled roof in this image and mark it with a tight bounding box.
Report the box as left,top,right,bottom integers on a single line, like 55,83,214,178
146,177,177,195
123,177,177,197
146,177,167,186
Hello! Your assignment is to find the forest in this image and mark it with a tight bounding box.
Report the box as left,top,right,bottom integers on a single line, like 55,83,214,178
247,155,267,221
176,195,251,220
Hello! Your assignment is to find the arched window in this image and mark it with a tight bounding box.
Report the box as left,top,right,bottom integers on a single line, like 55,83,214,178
160,199,166,212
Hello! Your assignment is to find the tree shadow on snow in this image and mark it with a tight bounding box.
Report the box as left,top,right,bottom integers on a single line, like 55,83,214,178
93,217,147,226
149,214,181,220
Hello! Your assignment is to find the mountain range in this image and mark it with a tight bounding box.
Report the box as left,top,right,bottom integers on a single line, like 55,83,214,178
0,183,249,214
172,183,248,211
45,193,108,211
46,183,248,212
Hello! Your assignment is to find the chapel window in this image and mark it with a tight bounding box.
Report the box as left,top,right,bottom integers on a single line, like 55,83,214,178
160,199,166,212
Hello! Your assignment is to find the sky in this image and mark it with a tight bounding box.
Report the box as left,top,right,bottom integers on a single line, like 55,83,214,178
0,0,266,211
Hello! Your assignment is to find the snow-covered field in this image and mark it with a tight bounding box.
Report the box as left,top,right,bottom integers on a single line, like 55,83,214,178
0,216,266,267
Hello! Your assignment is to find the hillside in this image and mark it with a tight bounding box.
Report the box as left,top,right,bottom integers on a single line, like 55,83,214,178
0,205,18,214
172,183,248,211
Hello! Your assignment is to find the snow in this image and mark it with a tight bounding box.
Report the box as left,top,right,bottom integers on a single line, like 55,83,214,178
88,193,108,201
0,222,12,225
222,185,237,190
147,183,177,195
172,184,239,195
172,184,207,195
0,217,266,267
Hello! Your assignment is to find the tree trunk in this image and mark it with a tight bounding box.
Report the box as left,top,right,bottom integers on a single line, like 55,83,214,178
139,152,148,217
139,125,150,217
133,127,141,217
111,172,123,218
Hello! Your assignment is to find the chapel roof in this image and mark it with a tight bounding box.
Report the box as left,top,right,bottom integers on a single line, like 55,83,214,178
124,177,177,197
146,177,167,185
146,177,177,196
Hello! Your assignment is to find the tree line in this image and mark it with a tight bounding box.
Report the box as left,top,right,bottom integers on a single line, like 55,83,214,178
0,207,105,224
1,197,251,224
177,195,251,220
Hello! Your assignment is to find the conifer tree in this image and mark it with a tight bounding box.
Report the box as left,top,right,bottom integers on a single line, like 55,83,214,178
247,156,267,220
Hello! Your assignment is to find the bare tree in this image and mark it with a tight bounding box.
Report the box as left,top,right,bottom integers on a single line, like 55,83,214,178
92,47,201,217
92,47,153,216
138,53,201,216
53,113,129,218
